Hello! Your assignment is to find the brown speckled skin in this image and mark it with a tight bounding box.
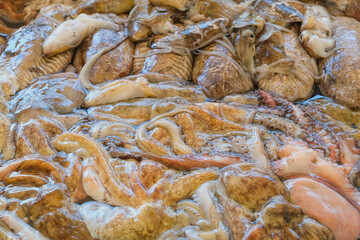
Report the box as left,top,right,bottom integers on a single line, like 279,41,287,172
74,15,133,84
318,16,360,109
345,0,360,20
192,42,253,100
0,8,73,95
255,32,316,101
132,40,193,81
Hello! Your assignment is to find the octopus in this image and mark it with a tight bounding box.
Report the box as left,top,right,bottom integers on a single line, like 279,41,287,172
258,90,360,166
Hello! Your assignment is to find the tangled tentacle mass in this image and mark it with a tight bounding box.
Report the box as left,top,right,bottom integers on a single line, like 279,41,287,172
0,0,360,239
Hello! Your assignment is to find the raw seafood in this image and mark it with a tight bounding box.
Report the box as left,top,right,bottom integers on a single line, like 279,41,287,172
71,0,134,16
193,0,254,22
52,132,218,207
299,5,335,59
255,31,317,101
255,0,303,26
73,14,133,84
10,73,86,128
43,13,119,57
318,16,360,109
286,177,360,240
192,40,253,99
150,18,228,55
150,0,195,11
82,201,188,240
84,78,206,107
0,154,92,239
133,40,193,82
0,0,359,238
0,5,73,97
274,144,360,210
0,211,49,240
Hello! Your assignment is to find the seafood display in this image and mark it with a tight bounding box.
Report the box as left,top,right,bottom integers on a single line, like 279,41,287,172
0,0,360,239
318,16,360,109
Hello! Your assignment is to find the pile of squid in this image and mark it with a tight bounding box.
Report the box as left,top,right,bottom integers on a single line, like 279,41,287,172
0,0,360,239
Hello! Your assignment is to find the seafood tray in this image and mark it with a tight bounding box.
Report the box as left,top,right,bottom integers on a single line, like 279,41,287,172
0,0,360,239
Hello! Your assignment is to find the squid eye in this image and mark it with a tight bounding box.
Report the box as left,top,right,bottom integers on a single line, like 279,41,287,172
195,42,200,47
299,34,303,42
